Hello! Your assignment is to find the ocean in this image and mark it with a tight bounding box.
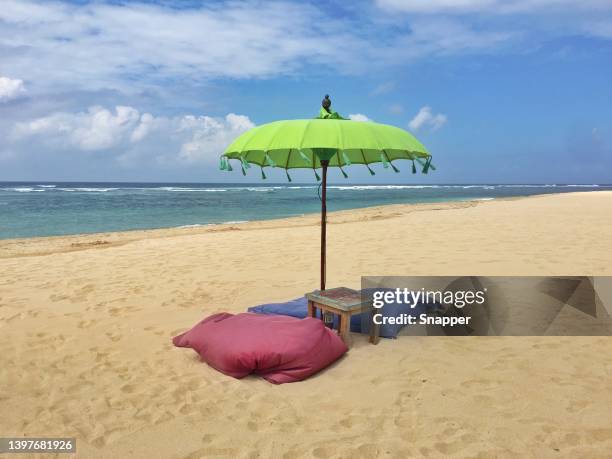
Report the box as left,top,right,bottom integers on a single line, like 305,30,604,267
0,182,609,239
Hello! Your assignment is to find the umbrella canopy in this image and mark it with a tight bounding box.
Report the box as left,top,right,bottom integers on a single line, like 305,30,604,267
219,96,434,290
221,117,433,179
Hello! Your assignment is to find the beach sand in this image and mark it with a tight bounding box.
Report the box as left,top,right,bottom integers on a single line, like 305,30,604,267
1,191,612,458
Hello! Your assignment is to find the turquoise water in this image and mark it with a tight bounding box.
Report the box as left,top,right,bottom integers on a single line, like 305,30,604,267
0,182,609,239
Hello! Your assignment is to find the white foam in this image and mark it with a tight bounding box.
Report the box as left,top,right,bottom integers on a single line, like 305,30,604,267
157,187,227,192
12,187,44,192
57,187,118,192
246,187,276,192
177,224,208,228
329,185,439,191
177,220,249,228
497,184,557,188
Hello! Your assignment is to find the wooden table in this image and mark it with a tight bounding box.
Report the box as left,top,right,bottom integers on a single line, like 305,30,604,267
306,287,379,346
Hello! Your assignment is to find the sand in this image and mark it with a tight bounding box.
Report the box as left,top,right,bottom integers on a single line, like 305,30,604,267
1,191,612,458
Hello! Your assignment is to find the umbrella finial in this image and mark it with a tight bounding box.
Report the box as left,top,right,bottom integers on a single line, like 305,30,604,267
317,95,346,120
322,94,331,113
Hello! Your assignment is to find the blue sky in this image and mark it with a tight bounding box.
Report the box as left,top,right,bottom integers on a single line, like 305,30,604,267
0,0,611,183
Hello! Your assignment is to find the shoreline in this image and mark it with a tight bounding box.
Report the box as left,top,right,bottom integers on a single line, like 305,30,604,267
0,190,606,259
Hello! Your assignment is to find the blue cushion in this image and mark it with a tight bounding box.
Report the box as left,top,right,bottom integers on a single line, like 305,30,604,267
247,291,428,338
248,297,308,319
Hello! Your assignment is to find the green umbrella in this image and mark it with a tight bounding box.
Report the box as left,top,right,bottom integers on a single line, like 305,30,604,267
220,95,434,290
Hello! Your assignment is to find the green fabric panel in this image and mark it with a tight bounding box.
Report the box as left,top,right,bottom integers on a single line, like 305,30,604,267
264,153,276,167
298,150,310,163
380,152,390,168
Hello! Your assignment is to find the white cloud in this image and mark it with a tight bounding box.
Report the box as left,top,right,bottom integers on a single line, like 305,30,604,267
130,113,156,143
178,114,255,163
12,105,254,163
3,0,609,99
375,0,612,43
348,113,372,122
14,106,140,150
408,106,447,132
389,18,517,58
376,0,612,14
0,0,369,94
0,76,26,102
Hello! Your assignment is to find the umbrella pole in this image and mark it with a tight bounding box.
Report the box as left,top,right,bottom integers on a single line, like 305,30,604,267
320,159,329,291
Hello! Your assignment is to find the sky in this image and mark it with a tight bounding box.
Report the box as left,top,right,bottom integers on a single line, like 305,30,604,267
0,0,611,184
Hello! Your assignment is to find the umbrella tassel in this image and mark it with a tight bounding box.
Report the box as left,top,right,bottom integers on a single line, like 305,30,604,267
240,156,251,169
380,152,390,169
299,150,310,163
411,160,417,174
366,164,375,175
341,151,352,166
226,160,233,172
219,156,227,171
339,166,348,178
382,151,399,172
415,157,428,173
314,169,321,181
423,157,432,174
265,153,276,167
261,167,267,180
286,170,292,182
241,164,247,176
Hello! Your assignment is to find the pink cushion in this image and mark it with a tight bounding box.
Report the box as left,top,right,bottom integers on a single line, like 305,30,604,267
172,312,348,384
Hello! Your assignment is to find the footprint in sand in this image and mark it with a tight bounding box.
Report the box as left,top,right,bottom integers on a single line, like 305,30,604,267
78,319,97,329
587,427,612,442
105,331,122,342
70,284,95,303
108,305,139,317
49,293,69,302
120,384,136,394
152,410,175,425
566,399,590,413
311,446,337,458
184,446,238,459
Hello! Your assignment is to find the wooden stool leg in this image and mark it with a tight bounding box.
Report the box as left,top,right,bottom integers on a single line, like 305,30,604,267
369,309,380,345
339,312,350,346
307,301,316,318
